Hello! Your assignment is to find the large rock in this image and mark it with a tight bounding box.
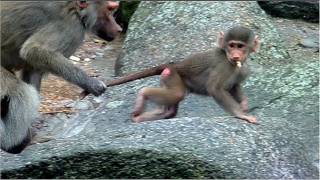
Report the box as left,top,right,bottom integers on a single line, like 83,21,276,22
116,1,289,75
1,1,318,179
258,1,319,23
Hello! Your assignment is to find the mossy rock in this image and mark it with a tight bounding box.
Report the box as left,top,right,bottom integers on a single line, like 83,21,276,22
115,1,141,32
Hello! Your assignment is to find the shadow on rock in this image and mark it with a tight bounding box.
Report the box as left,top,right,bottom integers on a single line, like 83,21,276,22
1,149,235,179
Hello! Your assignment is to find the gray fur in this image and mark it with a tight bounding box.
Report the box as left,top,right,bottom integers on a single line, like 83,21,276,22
0,68,40,152
1,1,107,95
0,0,120,153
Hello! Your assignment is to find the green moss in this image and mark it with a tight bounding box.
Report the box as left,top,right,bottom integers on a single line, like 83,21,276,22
115,1,141,32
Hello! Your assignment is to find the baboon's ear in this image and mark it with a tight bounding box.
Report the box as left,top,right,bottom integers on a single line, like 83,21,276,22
252,35,259,53
217,31,224,48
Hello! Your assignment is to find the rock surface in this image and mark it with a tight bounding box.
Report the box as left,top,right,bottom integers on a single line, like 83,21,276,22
1,1,319,179
258,0,319,23
116,1,289,75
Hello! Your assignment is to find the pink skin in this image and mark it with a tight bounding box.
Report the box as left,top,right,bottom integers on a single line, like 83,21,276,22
106,1,119,10
228,50,243,62
227,40,248,63
160,68,171,81
242,115,257,124
161,68,171,76
132,68,172,120
131,89,146,117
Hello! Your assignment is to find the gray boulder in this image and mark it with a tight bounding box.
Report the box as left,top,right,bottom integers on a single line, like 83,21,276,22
258,0,319,23
116,1,289,74
1,1,318,179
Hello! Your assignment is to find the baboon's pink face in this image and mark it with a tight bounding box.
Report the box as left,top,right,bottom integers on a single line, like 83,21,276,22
92,1,122,41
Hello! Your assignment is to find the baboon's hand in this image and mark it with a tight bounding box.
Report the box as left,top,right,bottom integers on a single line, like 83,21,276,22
86,79,106,96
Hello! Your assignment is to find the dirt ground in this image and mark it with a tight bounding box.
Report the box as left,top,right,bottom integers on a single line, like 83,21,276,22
38,34,124,116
